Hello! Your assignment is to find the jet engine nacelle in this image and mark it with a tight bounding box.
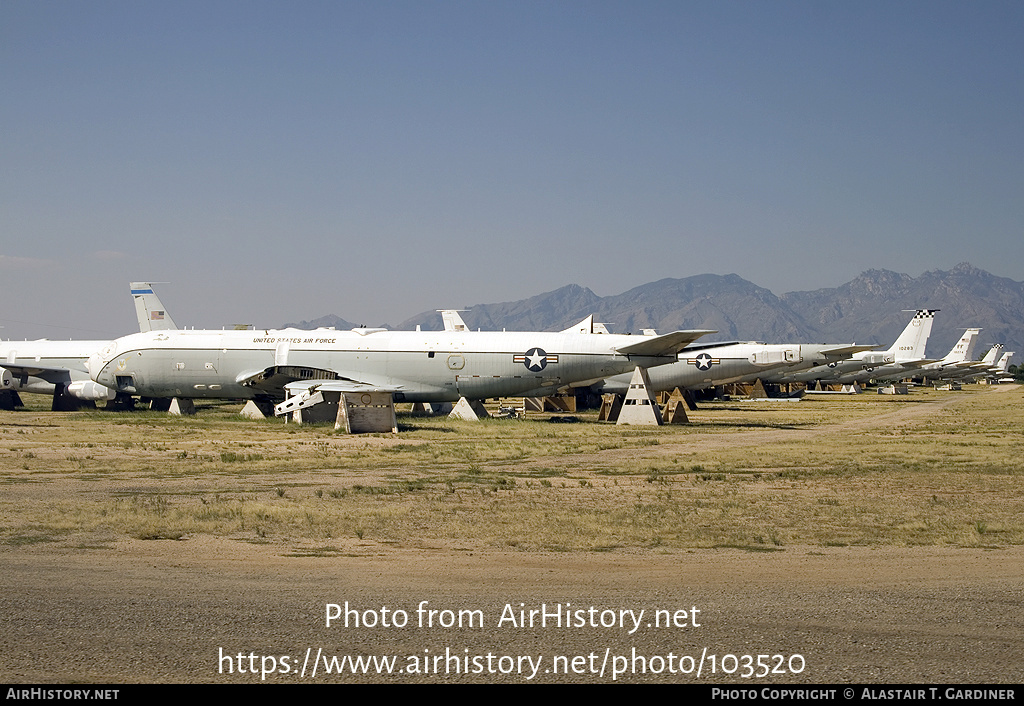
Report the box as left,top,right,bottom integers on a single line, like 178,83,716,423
749,347,800,366
861,353,893,366
0,367,13,389
66,380,117,401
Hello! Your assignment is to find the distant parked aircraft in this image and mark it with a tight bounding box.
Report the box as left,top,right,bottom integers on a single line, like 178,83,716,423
773,310,937,386
0,283,176,410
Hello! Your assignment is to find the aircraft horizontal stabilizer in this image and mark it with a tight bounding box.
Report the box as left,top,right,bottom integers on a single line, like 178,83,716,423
898,359,939,370
614,330,716,358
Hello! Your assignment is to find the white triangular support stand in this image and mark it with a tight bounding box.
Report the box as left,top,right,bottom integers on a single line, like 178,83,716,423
616,367,662,426
239,400,267,419
168,397,196,416
449,397,490,420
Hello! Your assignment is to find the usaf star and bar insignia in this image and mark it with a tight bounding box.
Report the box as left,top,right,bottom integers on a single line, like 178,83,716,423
514,347,559,372
687,352,719,371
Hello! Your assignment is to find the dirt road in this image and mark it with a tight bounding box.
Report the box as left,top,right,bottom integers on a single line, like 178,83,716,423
2,539,1021,683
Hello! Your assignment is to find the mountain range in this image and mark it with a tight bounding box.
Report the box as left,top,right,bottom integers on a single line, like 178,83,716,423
285,263,1024,360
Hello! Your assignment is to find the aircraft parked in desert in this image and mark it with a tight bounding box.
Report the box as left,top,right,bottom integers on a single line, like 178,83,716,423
0,283,175,409
87,321,714,411
904,328,983,383
770,310,937,386
593,341,802,395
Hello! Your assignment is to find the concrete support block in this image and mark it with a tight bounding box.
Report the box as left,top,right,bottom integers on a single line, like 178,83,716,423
239,400,267,419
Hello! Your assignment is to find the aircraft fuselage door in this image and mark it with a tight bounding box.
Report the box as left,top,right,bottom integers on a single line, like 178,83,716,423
275,341,290,366
447,354,466,371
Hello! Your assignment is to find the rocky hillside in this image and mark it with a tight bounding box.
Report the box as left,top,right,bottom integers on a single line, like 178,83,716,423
291,263,1024,360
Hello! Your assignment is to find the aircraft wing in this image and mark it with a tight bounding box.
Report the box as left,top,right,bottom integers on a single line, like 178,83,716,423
677,340,744,353
897,359,939,370
0,363,74,385
282,380,404,395
614,330,716,358
237,365,396,397
819,344,879,356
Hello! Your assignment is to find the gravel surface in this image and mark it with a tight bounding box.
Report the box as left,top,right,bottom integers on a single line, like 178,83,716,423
2,539,1021,683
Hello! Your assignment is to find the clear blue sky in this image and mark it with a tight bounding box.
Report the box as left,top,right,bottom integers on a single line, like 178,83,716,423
3,0,1023,338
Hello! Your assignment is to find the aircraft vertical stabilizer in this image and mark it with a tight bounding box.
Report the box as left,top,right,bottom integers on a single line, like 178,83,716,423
131,282,178,332
439,310,469,332
886,309,936,361
945,328,982,365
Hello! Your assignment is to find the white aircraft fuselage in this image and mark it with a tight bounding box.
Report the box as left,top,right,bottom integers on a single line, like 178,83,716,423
768,310,937,385
1,283,176,404
1,339,112,399
728,343,875,386
770,350,893,384
88,327,712,403
595,342,802,394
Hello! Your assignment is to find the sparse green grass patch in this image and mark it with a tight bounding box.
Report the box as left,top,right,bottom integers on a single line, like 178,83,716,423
1,387,1022,551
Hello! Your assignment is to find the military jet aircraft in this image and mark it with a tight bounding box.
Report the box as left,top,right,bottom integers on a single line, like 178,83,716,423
939,343,1006,383
425,314,799,396
584,341,801,395
0,283,175,410
990,351,1016,383
87,324,715,411
905,328,983,383
500,316,868,397
770,310,937,385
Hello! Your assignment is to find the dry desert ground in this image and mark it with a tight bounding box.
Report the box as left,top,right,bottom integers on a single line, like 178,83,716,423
2,385,1022,683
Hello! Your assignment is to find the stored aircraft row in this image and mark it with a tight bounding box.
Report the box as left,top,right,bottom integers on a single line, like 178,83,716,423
1,285,1015,418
